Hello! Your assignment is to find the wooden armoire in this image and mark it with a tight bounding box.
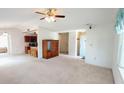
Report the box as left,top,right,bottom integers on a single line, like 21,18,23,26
42,40,59,59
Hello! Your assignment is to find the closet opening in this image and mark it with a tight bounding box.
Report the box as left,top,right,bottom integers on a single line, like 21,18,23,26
59,32,69,55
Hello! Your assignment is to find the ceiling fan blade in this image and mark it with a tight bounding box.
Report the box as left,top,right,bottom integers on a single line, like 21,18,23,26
55,15,65,18
35,11,46,15
40,17,45,20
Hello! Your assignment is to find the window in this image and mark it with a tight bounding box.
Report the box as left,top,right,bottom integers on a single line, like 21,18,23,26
0,33,8,48
0,32,9,53
115,9,124,68
119,33,124,68
116,9,124,81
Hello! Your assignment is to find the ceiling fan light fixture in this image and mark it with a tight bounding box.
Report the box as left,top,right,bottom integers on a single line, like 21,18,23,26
50,16,56,21
45,16,56,22
35,8,65,22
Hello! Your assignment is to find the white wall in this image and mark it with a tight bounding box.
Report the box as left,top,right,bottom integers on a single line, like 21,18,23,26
0,28,25,55
68,31,77,56
58,25,114,69
38,27,58,59
85,24,115,68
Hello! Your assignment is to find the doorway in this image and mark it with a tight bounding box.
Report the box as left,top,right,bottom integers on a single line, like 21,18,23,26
0,32,9,54
59,32,69,54
77,32,86,59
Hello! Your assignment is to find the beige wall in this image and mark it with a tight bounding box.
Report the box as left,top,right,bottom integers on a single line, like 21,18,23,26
59,33,69,54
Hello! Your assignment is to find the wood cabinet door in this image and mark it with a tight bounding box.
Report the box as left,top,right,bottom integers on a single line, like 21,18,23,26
42,40,48,58
51,40,59,57
25,36,31,42
47,51,52,58
25,46,30,54
31,36,37,42
42,40,59,59
25,36,37,42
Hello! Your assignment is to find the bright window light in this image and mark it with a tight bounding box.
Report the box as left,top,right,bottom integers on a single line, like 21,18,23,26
0,33,8,48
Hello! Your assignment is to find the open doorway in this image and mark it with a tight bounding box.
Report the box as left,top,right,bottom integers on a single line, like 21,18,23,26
59,32,69,54
0,32,9,55
77,32,86,59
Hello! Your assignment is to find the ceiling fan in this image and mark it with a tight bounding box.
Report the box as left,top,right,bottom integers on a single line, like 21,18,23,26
35,8,65,22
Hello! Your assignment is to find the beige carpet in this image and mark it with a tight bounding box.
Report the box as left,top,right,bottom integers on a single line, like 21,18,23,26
0,54,114,84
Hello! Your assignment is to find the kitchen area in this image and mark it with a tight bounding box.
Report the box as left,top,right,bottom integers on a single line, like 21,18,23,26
24,32,38,57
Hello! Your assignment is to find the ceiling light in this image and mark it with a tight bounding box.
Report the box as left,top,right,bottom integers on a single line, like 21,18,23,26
35,8,65,22
45,16,56,22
